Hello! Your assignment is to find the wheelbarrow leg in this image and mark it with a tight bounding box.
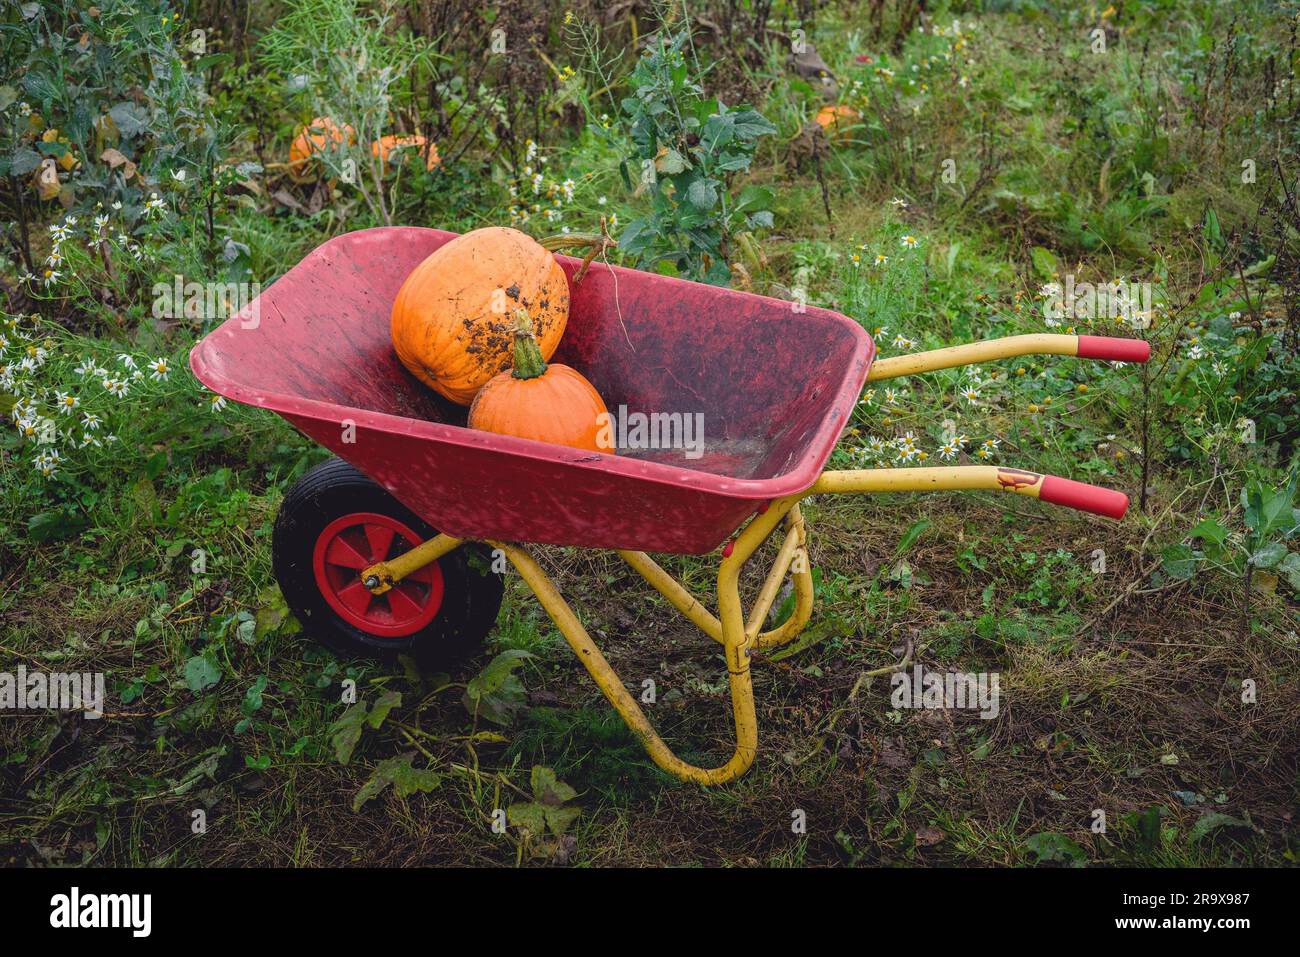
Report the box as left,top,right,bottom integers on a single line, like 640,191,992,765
493,541,758,785
617,503,815,650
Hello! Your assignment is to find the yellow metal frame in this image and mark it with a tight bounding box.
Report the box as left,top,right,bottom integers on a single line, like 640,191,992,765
355,335,1112,784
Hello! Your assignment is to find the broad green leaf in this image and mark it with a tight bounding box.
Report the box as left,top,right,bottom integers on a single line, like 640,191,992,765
182,656,221,694
1250,541,1287,568
9,147,42,176
1188,811,1250,844
654,148,687,174
507,802,548,835
463,650,532,726
365,689,401,729
731,109,778,140
1189,517,1228,546
1160,544,1198,580
1279,552,1300,592
734,184,773,213
353,753,441,812
686,178,719,210
330,702,370,764
531,765,577,805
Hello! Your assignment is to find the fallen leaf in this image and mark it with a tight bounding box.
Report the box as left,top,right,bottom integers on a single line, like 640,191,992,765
99,147,136,180
915,826,945,847
270,189,306,213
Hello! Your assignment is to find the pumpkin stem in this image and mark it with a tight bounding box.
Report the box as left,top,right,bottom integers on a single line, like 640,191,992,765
510,309,548,380
538,216,618,284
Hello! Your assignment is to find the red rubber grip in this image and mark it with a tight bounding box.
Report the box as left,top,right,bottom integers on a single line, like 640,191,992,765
1040,476,1129,520
1076,335,1151,363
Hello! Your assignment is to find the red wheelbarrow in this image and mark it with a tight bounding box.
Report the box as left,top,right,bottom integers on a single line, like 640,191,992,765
190,226,1150,784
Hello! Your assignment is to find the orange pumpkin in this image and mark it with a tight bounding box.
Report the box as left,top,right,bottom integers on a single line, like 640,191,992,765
815,104,859,137
370,134,440,173
469,310,609,453
288,117,356,177
391,227,570,405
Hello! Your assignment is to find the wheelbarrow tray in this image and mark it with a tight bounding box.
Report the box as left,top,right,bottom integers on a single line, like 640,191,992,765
190,227,874,554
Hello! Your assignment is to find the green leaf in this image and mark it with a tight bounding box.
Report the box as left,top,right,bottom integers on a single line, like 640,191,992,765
767,615,850,663
1024,832,1087,866
330,702,370,765
734,184,773,214
1279,552,1300,592
1203,206,1223,252
1030,246,1059,279
508,766,581,837
182,656,221,694
731,109,778,141
27,509,87,543
463,650,532,726
507,802,548,835
1188,811,1250,844
686,178,719,210
109,102,150,138
1128,806,1165,850
1160,544,1198,580
233,610,257,645
352,753,441,812
1189,517,1228,546
531,765,577,805
655,148,687,174
1250,541,1287,569
895,519,932,556
9,147,42,177
365,689,401,729
241,675,267,716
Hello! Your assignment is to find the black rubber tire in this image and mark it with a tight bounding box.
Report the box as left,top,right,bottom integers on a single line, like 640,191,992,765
272,458,502,671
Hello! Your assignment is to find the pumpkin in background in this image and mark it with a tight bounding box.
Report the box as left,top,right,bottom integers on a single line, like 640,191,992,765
814,104,859,137
371,134,441,173
390,227,570,405
468,310,609,453
288,117,356,177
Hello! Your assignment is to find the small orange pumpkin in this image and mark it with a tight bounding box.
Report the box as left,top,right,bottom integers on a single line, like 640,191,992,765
390,227,570,405
469,310,609,453
370,134,440,173
288,117,356,177
814,104,859,137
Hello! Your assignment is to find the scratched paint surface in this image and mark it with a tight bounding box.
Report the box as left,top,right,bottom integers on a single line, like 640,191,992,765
190,227,875,553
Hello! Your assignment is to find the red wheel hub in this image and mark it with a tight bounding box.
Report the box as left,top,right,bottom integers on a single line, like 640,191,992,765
311,512,445,637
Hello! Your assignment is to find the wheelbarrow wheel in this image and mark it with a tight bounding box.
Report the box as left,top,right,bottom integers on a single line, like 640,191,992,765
273,458,502,670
